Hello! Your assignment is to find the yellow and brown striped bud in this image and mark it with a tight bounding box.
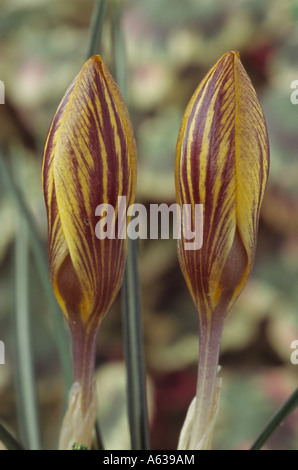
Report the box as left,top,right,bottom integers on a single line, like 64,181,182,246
42,55,136,331
42,55,136,448
175,51,270,449
176,50,269,324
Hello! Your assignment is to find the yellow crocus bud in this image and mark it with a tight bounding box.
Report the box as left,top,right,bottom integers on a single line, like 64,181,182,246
175,51,270,449
42,55,136,449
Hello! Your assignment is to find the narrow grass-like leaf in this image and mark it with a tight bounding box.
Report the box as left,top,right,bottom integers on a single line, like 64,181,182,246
112,1,150,450
112,0,127,100
122,239,150,450
0,148,72,391
14,216,41,450
0,421,25,450
250,387,298,450
86,0,107,60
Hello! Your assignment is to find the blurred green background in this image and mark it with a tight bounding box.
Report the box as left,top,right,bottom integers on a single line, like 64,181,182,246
0,0,298,450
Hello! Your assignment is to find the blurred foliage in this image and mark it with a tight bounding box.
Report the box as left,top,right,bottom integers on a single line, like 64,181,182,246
0,0,297,450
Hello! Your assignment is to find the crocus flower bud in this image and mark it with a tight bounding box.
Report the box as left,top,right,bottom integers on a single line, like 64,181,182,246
42,55,136,449
175,51,269,449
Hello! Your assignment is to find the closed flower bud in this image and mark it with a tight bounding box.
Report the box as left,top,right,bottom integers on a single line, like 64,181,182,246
42,55,136,449
176,51,270,449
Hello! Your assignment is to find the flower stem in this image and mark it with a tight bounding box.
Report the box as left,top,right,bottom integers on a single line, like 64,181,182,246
71,325,98,412
190,314,224,450
58,324,99,450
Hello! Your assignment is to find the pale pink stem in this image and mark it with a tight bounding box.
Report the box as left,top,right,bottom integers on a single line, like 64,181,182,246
190,312,224,449
70,322,98,412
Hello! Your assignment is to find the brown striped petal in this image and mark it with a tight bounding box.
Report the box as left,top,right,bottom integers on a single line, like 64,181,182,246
42,55,136,334
176,50,270,324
